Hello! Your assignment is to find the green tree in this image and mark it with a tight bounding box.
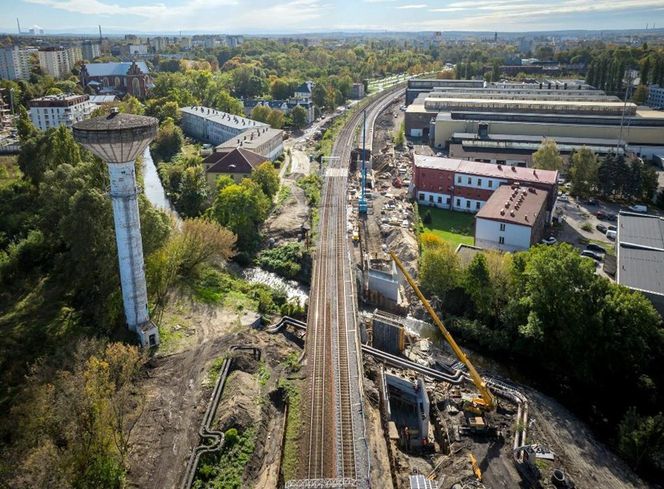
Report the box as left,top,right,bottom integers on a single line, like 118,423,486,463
251,105,271,124
618,407,664,471
177,165,209,217
419,241,460,303
270,78,294,99
267,109,285,129
16,105,38,142
532,139,564,172
311,83,327,108
151,118,183,163
464,254,492,319
290,105,308,129
251,161,280,199
569,147,599,198
209,178,270,249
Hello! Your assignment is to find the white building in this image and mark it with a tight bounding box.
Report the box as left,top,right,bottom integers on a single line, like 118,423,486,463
474,184,548,252
128,44,148,56
646,85,664,109
0,46,37,80
81,41,101,61
38,47,80,78
29,94,94,131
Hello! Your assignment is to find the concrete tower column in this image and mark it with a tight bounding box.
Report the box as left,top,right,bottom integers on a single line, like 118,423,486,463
107,161,150,331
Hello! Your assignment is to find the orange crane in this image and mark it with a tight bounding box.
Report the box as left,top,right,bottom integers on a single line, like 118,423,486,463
389,251,496,412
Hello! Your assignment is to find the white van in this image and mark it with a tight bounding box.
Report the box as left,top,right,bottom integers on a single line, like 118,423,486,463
606,229,617,240
628,204,648,213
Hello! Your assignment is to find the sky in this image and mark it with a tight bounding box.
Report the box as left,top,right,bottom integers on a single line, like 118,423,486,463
2,0,664,34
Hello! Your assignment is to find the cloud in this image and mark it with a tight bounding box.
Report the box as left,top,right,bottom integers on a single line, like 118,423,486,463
396,3,427,9
24,0,238,18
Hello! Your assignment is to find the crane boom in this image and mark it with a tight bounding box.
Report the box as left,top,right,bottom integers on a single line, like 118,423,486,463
389,251,496,411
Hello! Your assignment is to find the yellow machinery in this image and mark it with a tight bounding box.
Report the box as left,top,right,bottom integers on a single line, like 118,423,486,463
389,252,496,412
469,453,483,481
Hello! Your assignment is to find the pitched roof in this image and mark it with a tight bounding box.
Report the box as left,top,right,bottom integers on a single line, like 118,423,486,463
295,81,313,94
83,61,149,77
475,184,548,227
414,154,558,185
204,147,267,174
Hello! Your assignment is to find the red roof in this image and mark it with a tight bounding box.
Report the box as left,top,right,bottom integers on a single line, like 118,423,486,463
203,147,267,174
414,154,558,185
476,184,548,227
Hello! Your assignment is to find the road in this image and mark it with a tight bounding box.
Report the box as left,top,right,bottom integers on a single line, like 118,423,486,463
289,86,405,489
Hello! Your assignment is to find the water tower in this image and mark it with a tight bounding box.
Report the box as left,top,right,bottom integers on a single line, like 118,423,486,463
73,110,159,347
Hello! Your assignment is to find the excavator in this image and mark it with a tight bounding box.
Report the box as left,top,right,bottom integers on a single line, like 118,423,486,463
389,251,496,414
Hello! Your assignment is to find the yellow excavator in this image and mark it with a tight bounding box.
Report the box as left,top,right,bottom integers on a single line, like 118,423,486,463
389,251,496,413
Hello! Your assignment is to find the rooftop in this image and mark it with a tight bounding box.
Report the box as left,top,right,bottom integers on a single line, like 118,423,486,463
215,126,283,151
414,154,558,185
181,106,268,131
204,147,267,174
617,212,664,297
29,93,89,107
83,61,149,77
475,185,548,227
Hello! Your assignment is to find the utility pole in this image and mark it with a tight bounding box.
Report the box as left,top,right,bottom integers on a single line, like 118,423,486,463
359,109,368,214
16,18,21,35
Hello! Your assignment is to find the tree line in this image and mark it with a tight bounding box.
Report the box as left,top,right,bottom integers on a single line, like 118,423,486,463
418,236,664,478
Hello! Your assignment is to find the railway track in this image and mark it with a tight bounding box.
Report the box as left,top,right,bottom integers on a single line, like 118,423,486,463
288,85,405,489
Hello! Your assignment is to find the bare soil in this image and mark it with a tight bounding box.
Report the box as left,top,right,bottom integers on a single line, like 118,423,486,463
126,294,298,489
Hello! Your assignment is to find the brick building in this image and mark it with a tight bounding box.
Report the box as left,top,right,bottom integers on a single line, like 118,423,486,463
80,61,151,98
412,155,558,215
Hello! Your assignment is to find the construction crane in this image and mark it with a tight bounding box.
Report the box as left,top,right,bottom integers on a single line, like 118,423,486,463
389,251,496,412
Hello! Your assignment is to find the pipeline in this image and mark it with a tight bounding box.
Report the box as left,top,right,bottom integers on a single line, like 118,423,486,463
180,345,261,489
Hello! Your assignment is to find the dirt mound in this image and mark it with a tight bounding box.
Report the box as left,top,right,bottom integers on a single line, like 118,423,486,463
265,181,309,243
386,227,418,277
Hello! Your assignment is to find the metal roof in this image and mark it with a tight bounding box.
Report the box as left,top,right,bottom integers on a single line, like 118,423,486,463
83,61,149,77
414,154,558,185
409,475,438,489
181,106,268,131
617,213,664,296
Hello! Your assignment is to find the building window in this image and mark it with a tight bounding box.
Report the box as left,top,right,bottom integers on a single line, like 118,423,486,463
437,196,442,203
467,177,471,184
488,180,493,188
456,198,460,207
499,236,505,244
419,193,424,201
500,223,506,231
478,178,482,186
446,197,451,205
429,195,433,202
466,200,470,208
457,176,461,184
476,202,480,210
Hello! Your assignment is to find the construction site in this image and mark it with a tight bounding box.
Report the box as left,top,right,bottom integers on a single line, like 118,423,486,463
134,87,652,489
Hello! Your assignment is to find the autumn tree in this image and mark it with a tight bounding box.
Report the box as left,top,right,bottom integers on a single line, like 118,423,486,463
251,104,271,124
151,117,184,163
532,139,564,172
267,109,285,129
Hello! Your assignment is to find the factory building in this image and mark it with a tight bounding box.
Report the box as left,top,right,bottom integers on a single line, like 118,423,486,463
412,154,558,215
474,185,548,252
405,82,664,159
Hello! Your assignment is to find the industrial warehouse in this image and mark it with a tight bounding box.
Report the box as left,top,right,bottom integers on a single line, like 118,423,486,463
405,78,664,161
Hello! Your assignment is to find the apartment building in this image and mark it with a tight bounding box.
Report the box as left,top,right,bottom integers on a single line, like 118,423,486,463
0,46,37,80
80,41,101,61
38,46,81,78
29,93,94,130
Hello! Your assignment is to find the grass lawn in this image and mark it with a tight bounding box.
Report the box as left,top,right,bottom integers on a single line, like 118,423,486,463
419,205,475,248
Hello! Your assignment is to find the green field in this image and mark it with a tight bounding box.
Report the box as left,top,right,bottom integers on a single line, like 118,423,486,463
419,205,475,248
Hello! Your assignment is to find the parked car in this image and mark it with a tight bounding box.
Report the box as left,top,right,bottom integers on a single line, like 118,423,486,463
607,224,617,232
596,211,609,220
606,213,617,222
585,243,606,254
606,229,617,240
628,204,648,213
585,198,598,206
558,195,569,202
540,236,557,245
595,223,608,233
581,250,603,261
